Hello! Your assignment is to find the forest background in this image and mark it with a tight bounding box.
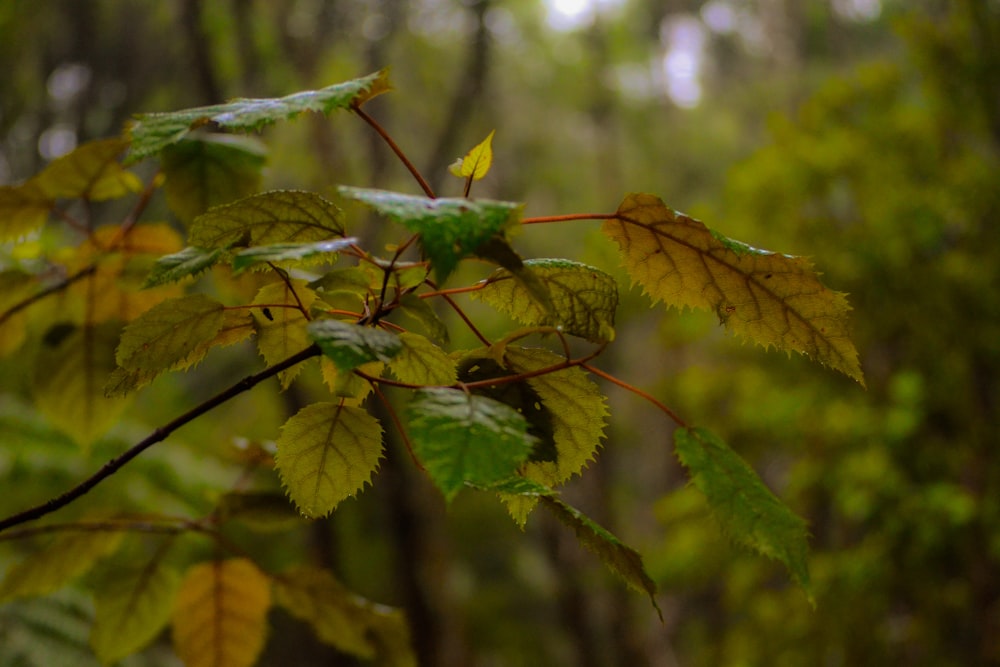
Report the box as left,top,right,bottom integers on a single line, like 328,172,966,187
0,1,998,665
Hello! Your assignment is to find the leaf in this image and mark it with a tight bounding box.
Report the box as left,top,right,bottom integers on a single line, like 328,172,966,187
389,332,458,386
674,426,813,602
106,309,254,397
0,270,37,356
33,137,142,201
0,530,124,602
308,266,374,297
273,566,415,666
231,237,357,274
171,559,271,667
477,259,618,343
394,292,448,342
458,355,557,463
449,129,495,180
308,318,403,372
67,223,186,324
498,347,608,524
115,294,225,371
189,190,345,249
606,193,863,383
338,186,523,282
33,322,133,446
275,402,384,518
251,279,318,388
143,246,224,288
320,358,382,400
0,180,52,241
90,561,182,664
540,496,661,618
128,70,391,161
161,134,266,224
406,388,537,501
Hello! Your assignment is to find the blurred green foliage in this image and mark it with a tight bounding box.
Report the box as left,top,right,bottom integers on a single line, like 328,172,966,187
1,1,998,665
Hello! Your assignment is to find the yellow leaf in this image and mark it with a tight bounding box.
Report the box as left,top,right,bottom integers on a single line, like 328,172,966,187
389,332,458,386
495,347,608,524
449,130,495,181
67,223,186,325
34,137,142,201
251,279,318,388
606,193,864,384
0,530,124,602
275,402,383,518
0,180,52,241
172,559,271,667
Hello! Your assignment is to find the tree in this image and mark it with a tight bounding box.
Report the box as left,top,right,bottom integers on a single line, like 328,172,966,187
0,67,861,666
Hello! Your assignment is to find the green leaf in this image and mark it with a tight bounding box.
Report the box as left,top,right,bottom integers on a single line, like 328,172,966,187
252,279,318,388
275,402,384,518
308,266,374,297
449,129,495,180
115,294,225,371
338,186,523,282
606,193,864,384
457,355,557,463
308,319,403,372
273,566,415,665
161,134,266,224
33,323,133,446
477,259,618,343
0,530,124,602
394,292,448,342
674,426,813,602
189,190,345,249
389,332,458,386
127,70,391,161
89,560,181,664
0,180,52,241
172,559,271,667
142,246,224,288
540,496,661,617
407,388,537,501
33,137,141,201
232,237,357,274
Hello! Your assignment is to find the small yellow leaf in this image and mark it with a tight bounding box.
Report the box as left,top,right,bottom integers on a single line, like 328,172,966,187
449,130,495,181
172,559,271,667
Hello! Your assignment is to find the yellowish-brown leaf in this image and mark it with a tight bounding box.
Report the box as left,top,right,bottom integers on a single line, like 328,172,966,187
606,193,863,384
172,559,271,667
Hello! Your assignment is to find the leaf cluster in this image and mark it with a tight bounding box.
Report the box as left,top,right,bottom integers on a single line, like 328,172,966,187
0,70,864,665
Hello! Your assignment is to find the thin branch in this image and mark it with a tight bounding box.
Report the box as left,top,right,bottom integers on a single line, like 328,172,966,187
352,105,436,198
521,212,616,225
371,382,424,471
268,262,312,320
0,264,97,328
0,344,322,534
581,363,689,429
